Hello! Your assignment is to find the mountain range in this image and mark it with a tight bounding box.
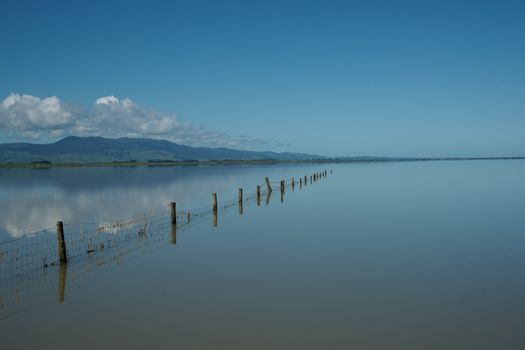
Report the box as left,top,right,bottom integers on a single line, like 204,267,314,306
0,136,324,163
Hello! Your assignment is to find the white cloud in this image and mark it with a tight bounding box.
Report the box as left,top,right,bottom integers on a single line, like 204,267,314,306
95,95,120,105
0,94,73,134
0,93,271,149
80,95,179,138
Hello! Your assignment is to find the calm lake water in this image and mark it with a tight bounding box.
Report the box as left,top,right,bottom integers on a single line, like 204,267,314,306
1,161,525,349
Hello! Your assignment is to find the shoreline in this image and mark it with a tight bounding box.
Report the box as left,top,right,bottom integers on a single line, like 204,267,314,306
0,157,524,169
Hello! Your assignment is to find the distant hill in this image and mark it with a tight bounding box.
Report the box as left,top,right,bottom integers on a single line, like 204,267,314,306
0,136,324,163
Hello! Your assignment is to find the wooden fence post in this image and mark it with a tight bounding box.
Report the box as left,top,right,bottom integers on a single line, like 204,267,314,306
212,193,218,226
170,202,177,225
256,185,261,206
265,177,272,193
291,177,295,191
238,188,244,215
56,221,68,264
212,193,218,212
304,175,307,186
170,202,177,244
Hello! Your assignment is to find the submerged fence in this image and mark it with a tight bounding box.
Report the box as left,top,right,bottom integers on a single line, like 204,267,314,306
0,169,331,319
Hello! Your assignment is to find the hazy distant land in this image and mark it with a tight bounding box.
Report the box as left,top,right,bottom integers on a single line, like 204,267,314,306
0,136,523,168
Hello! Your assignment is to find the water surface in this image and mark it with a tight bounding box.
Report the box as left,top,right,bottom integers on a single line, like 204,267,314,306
1,161,524,349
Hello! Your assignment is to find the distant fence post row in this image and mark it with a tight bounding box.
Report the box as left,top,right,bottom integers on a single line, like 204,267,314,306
43,169,332,267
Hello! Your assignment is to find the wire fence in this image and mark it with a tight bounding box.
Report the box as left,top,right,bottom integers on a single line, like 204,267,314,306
0,170,330,320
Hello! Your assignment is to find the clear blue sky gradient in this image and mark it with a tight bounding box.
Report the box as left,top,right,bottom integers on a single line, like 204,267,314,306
1,0,524,157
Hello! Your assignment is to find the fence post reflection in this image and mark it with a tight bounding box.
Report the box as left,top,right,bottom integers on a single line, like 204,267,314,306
171,224,177,245
57,264,68,303
265,189,272,206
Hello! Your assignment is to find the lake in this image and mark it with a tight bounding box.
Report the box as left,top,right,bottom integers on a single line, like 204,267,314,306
1,160,525,349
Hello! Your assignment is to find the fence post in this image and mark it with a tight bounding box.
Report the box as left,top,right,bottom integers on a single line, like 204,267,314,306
56,221,68,264
170,202,177,225
212,193,218,226
170,202,177,244
256,185,261,206
304,175,307,186
238,188,244,215
212,193,218,212
265,177,272,193
291,177,295,191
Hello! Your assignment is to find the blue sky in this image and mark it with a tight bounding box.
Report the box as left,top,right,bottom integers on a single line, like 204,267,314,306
0,0,524,157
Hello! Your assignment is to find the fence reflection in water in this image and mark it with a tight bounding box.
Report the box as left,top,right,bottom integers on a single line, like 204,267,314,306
0,170,330,320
